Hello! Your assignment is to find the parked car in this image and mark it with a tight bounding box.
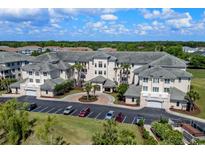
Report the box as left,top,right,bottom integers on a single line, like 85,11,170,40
27,103,37,111
115,112,125,123
79,107,90,117
105,110,114,120
63,106,74,115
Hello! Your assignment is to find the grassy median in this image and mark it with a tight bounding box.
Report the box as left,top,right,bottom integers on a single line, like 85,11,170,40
23,112,144,145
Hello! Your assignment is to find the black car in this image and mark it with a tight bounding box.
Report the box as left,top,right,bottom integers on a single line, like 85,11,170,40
27,103,37,111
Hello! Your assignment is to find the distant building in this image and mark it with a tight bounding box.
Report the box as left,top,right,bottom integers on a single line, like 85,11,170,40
17,46,42,55
182,46,198,53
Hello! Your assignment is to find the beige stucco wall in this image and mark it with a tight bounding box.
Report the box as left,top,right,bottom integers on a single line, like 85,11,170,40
125,97,139,105
41,90,54,97
173,78,191,93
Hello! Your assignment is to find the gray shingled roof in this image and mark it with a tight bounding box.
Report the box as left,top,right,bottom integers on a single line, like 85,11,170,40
124,85,142,98
149,54,186,68
170,87,186,101
103,79,116,88
133,65,149,74
10,79,27,88
92,52,111,59
89,76,107,84
40,78,65,91
0,51,32,63
139,66,176,79
22,62,58,72
165,68,192,78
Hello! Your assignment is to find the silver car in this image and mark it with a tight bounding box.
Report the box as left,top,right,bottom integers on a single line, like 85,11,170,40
63,106,74,115
105,110,115,120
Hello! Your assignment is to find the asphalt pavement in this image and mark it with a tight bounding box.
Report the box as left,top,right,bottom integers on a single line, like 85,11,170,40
1,96,205,130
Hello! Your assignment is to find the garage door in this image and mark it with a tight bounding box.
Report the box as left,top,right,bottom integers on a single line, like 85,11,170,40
25,90,37,96
147,101,162,108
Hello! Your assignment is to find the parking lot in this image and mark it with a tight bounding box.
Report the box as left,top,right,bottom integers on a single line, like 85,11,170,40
30,104,145,124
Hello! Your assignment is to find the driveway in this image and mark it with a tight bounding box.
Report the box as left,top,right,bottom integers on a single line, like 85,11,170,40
1,95,205,131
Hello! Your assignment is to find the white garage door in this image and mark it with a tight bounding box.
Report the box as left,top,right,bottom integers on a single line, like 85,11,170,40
147,101,162,108
26,90,37,96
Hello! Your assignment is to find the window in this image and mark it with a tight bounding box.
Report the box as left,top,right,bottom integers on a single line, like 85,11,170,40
95,70,97,74
35,72,39,76
104,71,106,75
177,102,180,107
36,79,40,83
29,79,33,82
95,63,97,67
46,90,48,94
132,98,135,102
164,88,170,93
132,64,134,67
165,79,170,84
98,61,102,68
153,87,159,92
143,78,148,83
7,63,10,67
143,86,148,91
98,71,102,75
104,63,106,68
179,78,181,83
18,68,20,71
43,72,47,76
153,78,159,83
17,62,20,65
28,71,32,75
12,63,14,66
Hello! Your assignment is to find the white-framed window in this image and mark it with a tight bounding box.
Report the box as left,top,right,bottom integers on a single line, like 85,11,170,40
95,70,97,74
98,61,102,68
98,71,102,75
179,78,181,83
95,63,97,67
152,87,159,92
165,79,170,84
104,63,106,68
104,71,106,75
36,79,40,83
29,79,33,82
164,88,170,93
28,71,32,75
132,98,135,102
143,86,148,91
43,72,47,76
46,90,48,94
153,78,159,83
143,78,148,83
35,72,39,76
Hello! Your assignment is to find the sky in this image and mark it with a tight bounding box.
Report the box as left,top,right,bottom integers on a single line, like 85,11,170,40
0,8,205,41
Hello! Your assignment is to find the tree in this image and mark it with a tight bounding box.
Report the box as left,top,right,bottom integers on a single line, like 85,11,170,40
84,82,93,100
36,115,68,145
185,90,200,111
0,78,17,92
72,63,84,87
92,120,137,145
116,83,128,101
0,99,32,144
92,84,98,97
120,64,131,84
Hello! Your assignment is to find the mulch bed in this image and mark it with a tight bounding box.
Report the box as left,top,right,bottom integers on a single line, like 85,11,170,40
170,105,201,116
79,95,98,102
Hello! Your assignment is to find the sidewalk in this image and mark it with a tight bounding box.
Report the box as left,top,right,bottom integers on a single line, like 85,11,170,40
166,109,205,123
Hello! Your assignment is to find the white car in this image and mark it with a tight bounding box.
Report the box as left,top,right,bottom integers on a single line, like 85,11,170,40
63,106,74,115
105,111,114,120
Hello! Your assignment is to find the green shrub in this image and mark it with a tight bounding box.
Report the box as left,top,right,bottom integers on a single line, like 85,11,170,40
144,136,158,145
142,130,150,139
137,119,145,127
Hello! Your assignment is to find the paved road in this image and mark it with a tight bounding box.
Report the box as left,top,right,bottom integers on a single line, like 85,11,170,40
1,96,205,130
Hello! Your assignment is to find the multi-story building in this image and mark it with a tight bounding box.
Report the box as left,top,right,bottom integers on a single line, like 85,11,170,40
0,52,31,79
17,46,43,55
10,51,192,110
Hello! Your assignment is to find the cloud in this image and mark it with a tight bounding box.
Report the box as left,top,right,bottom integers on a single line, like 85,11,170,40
100,14,118,21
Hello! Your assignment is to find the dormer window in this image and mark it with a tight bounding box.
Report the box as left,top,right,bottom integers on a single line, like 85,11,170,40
98,61,102,68
165,79,170,84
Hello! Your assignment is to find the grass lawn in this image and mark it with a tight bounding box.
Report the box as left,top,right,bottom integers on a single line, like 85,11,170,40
0,90,6,96
23,112,144,145
187,69,205,119
55,88,84,99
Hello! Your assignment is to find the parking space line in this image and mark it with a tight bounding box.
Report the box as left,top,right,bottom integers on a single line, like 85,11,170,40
70,109,78,115
54,108,63,114
32,106,42,112
95,112,101,119
132,117,136,124
122,116,127,123
47,107,56,113
39,106,49,112
87,111,94,117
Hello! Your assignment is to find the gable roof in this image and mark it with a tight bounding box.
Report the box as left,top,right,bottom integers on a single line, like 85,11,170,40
170,87,186,101
89,76,107,84
0,51,32,63
103,79,116,88
40,78,65,91
124,85,142,98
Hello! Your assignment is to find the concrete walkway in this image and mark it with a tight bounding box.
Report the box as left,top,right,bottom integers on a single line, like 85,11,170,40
166,109,205,123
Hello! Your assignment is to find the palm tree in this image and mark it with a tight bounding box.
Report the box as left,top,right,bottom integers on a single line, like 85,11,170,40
93,84,98,97
185,90,200,111
72,63,84,87
120,64,131,84
84,82,93,100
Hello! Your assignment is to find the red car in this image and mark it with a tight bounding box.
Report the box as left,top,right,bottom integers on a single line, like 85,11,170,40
115,112,125,123
78,107,90,117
